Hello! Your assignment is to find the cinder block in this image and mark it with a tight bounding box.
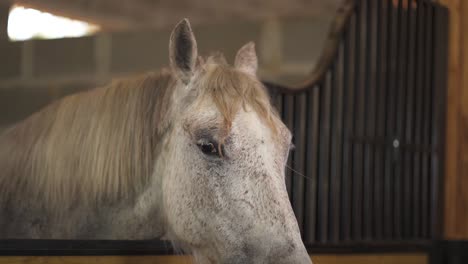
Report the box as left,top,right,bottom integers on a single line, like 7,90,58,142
110,29,171,74
33,36,96,77
0,40,21,79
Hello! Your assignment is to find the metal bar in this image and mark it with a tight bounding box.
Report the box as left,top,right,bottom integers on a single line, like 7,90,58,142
383,0,397,239
329,38,345,243
413,0,425,239
340,17,354,242
362,0,375,240
0,239,434,256
403,0,417,239
430,2,448,240
351,0,364,241
266,0,448,246
428,0,437,240
373,0,387,240
421,0,433,239
317,72,332,243
327,61,338,242
392,0,405,240
292,93,307,235
304,87,321,243
326,69,335,243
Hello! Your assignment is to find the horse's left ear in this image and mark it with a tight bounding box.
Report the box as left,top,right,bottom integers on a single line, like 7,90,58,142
234,42,258,76
169,19,198,84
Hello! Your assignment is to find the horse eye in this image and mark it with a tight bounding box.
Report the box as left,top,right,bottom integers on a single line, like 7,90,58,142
197,142,218,156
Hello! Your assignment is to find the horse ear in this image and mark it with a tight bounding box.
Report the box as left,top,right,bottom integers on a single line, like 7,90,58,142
169,19,198,84
234,42,258,76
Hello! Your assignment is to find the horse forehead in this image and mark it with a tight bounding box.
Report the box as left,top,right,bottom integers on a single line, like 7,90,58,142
235,110,291,141
236,109,260,127
233,110,271,139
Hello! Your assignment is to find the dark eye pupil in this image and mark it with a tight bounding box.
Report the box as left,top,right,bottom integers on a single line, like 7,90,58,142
200,143,216,154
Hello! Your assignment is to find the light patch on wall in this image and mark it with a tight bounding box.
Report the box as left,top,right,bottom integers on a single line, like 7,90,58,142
7,5,100,41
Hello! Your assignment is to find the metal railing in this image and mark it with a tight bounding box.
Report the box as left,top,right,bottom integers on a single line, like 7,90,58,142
266,0,448,246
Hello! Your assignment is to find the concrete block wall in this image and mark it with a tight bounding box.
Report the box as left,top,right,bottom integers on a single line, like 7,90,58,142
0,16,332,131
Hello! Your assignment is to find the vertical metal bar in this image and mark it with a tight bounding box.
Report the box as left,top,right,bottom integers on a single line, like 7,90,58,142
340,16,355,242
329,41,345,243
304,87,320,243
392,0,406,240
327,65,336,243
431,2,448,240
421,0,433,239
362,0,375,240
427,1,436,240
352,0,364,241
318,72,332,243
292,93,307,236
384,0,397,239
413,0,425,239
403,0,417,239
374,0,387,240
266,0,448,247
327,64,336,242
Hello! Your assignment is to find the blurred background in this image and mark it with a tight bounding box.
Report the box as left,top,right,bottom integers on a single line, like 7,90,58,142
0,0,341,132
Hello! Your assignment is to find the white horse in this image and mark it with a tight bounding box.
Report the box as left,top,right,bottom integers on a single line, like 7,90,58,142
0,19,311,264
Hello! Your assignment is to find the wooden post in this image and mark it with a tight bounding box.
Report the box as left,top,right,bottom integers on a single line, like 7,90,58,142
0,3,9,40
438,0,468,240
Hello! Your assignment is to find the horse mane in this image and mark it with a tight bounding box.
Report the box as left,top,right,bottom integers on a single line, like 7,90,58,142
0,56,277,212
0,69,176,211
198,55,277,136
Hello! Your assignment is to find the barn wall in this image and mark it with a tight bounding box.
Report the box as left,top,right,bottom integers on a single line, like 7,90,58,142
0,16,331,132
438,0,468,240
0,3,8,40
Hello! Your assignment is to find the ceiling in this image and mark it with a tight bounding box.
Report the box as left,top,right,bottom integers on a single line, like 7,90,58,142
3,0,342,31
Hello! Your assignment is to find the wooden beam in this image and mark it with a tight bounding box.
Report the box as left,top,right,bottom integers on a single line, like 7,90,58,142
0,254,428,264
438,0,468,239
457,0,468,239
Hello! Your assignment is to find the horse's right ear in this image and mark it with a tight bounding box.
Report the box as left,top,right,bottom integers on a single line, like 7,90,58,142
169,19,198,84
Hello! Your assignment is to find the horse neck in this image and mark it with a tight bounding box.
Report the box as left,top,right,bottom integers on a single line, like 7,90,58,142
0,71,179,212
